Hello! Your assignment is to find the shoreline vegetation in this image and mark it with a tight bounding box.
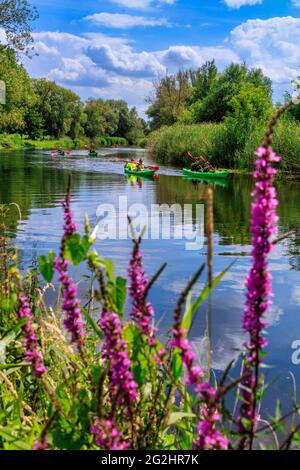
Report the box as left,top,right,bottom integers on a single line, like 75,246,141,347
145,62,300,173
0,133,132,151
147,120,300,173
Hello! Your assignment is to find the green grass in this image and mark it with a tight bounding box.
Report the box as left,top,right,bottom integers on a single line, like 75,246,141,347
148,120,300,172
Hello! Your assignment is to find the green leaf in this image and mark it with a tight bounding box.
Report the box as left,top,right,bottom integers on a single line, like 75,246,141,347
65,234,91,267
167,412,196,427
104,259,114,283
172,349,183,381
0,363,29,371
181,260,236,332
1,293,17,313
114,277,127,316
38,250,55,283
0,329,20,364
0,428,32,450
81,309,103,339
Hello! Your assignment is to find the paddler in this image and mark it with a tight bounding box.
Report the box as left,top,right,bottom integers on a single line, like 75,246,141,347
137,158,145,171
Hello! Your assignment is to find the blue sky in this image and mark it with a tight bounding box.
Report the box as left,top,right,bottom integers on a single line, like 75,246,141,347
19,0,300,113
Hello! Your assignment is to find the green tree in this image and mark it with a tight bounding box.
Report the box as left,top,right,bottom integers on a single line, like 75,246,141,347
84,99,112,139
0,0,38,55
125,107,145,144
24,107,44,139
190,63,272,124
0,45,35,133
146,71,192,130
106,100,132,138
32,79,84,138
189,60,218,103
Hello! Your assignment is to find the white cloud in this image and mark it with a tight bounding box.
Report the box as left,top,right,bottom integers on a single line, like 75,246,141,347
292,0,300,7
108,0,175,8
159,45,239,70
84,12,170,29
224,0,262,8
86,44,166,77
230,17,300,86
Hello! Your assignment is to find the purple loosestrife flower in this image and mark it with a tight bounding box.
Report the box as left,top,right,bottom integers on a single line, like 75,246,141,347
238,146,280,447
34,438,49,450
54,257,85,351
54,192,85,351
18,295,47,378
172,328,228,450
100,311,138,405
128,244,156,344
62,193,77,237
91,419,129,450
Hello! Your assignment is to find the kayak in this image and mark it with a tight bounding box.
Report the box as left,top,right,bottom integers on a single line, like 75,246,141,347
124,168,156,177
182,168,229,179
88,151,98,157
184,175,228,188
132,162,159,171
147,165,160,171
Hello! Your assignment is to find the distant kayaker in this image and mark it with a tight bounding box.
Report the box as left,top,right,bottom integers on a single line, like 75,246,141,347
137,158,145,171
187,151,215,172
125,158,137,171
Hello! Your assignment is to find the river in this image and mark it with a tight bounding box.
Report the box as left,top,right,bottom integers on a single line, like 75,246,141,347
1,147,300,421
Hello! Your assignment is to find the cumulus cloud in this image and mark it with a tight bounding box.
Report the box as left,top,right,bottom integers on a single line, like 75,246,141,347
86,44,166,77
224,0,262,8
230,17,300,85
84,12,170,29
108,0,175,8
159,45,239,70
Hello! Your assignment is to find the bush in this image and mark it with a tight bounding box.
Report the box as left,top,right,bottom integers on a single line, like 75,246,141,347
94,136,128,147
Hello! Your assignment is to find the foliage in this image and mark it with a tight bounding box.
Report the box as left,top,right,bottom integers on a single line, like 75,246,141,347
31,79,85,140
0,0,38,55
0,46,35,133
84,98,145,145
146,63,272,132
146,71,192,130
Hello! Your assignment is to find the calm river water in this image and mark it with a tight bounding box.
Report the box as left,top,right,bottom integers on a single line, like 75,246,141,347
1,148,300,418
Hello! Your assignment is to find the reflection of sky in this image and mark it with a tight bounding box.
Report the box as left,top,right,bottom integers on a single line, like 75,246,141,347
3,150,300,416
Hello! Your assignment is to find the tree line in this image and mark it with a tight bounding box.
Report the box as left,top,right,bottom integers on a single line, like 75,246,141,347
0,45,147,144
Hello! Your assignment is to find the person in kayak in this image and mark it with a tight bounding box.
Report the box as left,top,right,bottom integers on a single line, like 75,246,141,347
125,158,137,171
137,158,145,171
187,151,215,172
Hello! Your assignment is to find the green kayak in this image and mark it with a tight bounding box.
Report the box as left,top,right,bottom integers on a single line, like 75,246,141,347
88,152,98,157
124,168,156,177
182,168,229,179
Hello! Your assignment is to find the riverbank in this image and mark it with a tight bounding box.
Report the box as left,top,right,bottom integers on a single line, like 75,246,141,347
0,133,129,151
147,120,300,172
